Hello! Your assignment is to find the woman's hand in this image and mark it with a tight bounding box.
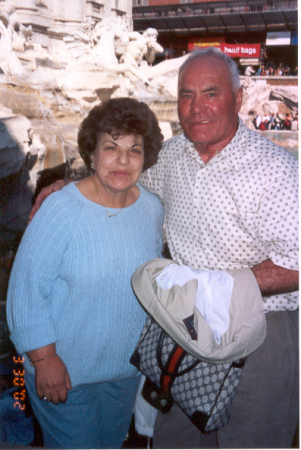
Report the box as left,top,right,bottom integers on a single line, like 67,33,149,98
27,344,72,404
34,355,72,404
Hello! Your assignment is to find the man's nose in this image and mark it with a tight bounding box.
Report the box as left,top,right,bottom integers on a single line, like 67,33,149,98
191,95,205,114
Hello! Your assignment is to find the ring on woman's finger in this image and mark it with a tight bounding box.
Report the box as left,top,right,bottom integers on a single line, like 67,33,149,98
42,395,51,402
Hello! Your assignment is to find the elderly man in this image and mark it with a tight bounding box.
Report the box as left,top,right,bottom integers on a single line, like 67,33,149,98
139,48,298,449
29,48,298,449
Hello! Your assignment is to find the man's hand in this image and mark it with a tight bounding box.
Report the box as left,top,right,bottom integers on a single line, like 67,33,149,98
251,259,299,297
28,180,67,224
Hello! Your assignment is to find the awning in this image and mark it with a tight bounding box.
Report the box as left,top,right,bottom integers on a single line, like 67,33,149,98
133,9,297,33
240,58,260,65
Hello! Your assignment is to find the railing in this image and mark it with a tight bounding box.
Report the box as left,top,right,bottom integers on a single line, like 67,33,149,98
133,0,297,18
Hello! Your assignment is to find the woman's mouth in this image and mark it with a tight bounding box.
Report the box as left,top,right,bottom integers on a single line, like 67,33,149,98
112,171,130,176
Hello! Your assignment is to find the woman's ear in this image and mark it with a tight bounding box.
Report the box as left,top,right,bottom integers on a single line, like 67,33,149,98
90,153,95,170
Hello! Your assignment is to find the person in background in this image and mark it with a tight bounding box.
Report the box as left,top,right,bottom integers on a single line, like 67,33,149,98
283,66,291,76
257,64,264,76
252,114,259,130
257,63,266,75
269,112,276,129
275,110,284,129
244,64,255,76
275,62,283,76
292,112,298,130
284,112,292,130
6,98,164,449
259,115,270,130
28,48,299,449
253,113,262,130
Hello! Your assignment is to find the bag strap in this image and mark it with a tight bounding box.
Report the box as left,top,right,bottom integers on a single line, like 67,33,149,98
157,329,200,393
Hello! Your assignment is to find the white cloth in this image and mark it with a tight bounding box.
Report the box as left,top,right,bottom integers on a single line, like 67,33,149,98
140,119,299,312
156,264,233,344
134,375,157,438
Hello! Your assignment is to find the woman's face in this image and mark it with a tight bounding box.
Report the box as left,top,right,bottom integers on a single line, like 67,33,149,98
91,133,144,195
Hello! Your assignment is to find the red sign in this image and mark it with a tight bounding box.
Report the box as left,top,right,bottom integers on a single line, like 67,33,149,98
220,43,261,58
188,37,225,51
188,42,220,51
188,42,261,58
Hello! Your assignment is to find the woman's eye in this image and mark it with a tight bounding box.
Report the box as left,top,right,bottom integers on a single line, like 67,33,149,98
105,146,116,151
131,148,143,154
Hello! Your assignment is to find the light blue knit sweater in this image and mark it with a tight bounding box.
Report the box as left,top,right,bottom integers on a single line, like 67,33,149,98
7,183,164,387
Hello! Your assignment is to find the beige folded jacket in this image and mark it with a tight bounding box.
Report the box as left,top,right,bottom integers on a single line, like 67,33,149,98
132,258,266,364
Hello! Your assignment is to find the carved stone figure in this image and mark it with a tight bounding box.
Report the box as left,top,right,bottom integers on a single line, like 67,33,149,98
111,27,163,84
90,17,130,65
120,28,163,68
0,1,32,75
35,0,48,6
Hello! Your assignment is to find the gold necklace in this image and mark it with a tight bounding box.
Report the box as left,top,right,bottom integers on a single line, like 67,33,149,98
93,179,124,218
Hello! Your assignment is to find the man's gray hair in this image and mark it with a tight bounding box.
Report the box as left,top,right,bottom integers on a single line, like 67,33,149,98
179,47,241,92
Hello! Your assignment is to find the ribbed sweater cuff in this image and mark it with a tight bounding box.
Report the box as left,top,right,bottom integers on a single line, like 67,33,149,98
10,320,57,354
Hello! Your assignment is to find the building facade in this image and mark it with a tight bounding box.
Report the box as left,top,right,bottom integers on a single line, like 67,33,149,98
132,0,298,71
6,0,133,49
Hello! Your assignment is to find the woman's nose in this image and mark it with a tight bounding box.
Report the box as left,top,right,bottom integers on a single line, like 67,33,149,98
118,150,130,165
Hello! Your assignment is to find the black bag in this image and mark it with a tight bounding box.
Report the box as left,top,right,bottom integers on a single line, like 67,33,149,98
130,316,245,433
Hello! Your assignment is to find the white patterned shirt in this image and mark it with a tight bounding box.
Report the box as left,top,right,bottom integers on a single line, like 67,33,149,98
140,119,299,312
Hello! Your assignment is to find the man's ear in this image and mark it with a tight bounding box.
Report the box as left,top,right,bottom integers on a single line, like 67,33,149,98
235,87,243,113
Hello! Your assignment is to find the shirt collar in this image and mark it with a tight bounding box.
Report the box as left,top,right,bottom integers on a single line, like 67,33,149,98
183,118,250,171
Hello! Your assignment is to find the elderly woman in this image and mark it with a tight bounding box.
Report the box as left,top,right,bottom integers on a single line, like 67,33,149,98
6,98,164,449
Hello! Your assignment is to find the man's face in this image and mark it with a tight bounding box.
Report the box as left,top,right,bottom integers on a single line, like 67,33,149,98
178,56,243,152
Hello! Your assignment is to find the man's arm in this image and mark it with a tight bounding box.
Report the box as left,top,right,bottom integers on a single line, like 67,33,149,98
251,259,299,297
28,179,69,223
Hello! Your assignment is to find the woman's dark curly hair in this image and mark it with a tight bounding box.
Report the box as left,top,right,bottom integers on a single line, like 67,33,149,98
78,98,164,172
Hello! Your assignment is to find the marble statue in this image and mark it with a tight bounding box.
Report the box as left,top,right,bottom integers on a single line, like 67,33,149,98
59,20,163,84
120,28,163,67
111,28,164,84
91,16,129,65
0,0,32,75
